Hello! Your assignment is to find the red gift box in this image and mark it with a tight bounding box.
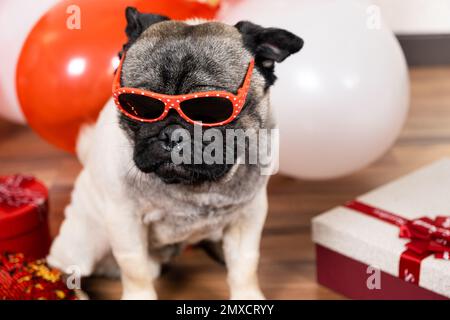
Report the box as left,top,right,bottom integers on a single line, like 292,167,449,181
0,175,50,259
316,245,447,299
313,159,450,299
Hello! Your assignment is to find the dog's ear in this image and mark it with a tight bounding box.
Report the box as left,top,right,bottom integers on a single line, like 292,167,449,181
122,7,169,52
235,21,303,86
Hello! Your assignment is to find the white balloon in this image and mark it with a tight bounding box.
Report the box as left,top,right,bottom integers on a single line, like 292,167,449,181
219,0,410,180
0,0,59,124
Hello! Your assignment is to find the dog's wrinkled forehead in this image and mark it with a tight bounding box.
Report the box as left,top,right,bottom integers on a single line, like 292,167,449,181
121,21,253,95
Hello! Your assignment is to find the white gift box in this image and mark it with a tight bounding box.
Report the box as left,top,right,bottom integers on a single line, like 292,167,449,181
313,159,450,298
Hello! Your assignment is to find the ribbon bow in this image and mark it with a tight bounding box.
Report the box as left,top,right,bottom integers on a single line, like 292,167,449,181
0,175,44,209
400,216,450,260
345,200,450,285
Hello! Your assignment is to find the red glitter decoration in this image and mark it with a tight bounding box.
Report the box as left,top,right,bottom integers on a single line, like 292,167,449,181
0,253,77,300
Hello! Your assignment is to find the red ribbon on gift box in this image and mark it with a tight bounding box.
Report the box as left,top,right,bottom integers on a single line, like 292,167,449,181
0,175,45,209
345,200,450,285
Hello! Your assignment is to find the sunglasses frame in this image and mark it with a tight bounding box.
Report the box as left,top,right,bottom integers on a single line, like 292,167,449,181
112,54,255,127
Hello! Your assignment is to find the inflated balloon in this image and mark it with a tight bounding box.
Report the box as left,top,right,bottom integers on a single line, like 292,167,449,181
0,0,58,124
17,0,219,152
219,0,410,180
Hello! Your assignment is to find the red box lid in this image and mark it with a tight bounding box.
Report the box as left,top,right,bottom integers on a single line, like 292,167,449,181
0,175,48,240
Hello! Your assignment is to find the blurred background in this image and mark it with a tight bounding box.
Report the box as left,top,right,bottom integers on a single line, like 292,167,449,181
0,0,449,299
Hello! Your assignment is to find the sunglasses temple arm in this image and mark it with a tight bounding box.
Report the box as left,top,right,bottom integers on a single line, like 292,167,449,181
237,59,255,96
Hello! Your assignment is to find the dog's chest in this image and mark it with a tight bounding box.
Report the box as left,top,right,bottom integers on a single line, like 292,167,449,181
141,201,238,247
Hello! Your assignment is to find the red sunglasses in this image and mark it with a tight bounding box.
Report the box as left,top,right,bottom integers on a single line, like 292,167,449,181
113,54,255,127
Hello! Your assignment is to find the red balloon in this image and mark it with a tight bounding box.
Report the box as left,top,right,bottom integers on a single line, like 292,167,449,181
17,0,219,152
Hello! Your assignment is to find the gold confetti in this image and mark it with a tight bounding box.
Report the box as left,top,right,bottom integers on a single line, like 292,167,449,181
55,290,66,299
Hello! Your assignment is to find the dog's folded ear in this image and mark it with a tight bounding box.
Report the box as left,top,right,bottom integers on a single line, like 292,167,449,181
235,21,303,65
122,7,169,52
235,21,303,86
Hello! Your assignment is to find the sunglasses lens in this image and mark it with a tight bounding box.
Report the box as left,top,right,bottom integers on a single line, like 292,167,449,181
118,93,165,120
180,97,234,124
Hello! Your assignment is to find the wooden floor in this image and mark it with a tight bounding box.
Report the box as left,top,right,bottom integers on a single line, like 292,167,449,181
1,67,450,299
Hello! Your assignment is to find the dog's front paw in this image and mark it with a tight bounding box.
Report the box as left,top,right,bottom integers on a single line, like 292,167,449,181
121,290,157,300
230,289,265,300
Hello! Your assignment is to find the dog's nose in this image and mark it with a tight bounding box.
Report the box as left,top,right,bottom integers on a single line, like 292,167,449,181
158,124,185,151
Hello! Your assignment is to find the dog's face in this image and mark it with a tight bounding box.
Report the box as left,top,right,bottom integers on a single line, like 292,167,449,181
119,7,303,185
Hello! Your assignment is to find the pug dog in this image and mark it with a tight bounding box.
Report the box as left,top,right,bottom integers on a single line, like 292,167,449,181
47,7,303,300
